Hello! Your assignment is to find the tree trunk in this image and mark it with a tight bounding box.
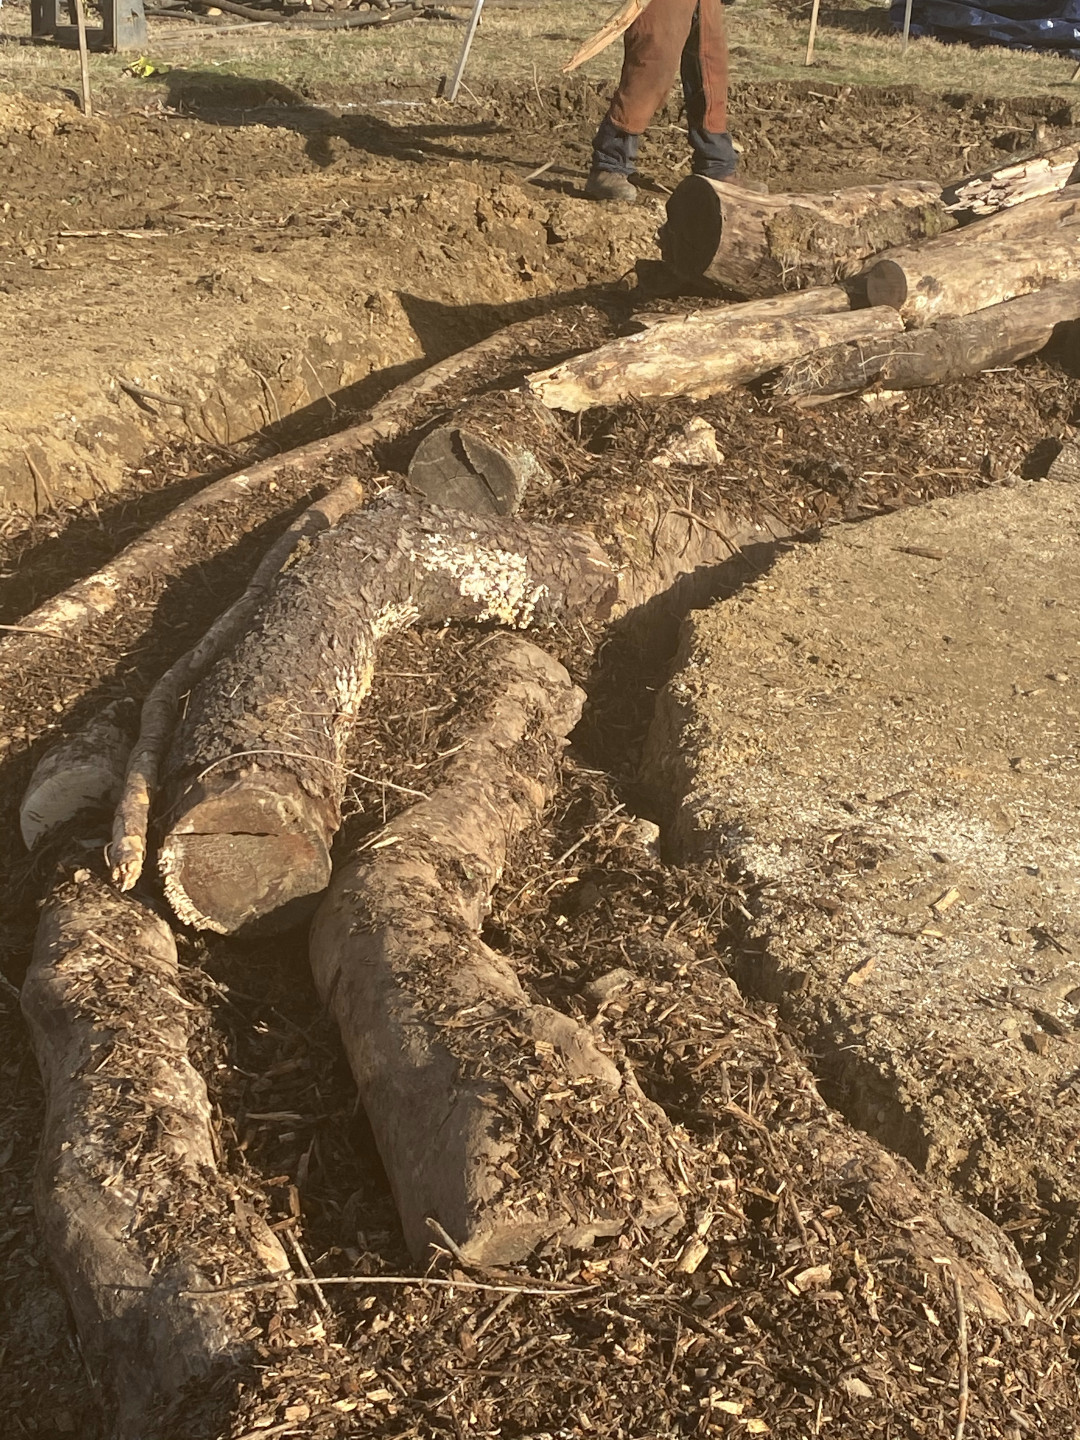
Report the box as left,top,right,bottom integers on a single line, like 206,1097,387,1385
659,177,954,296
310,634,687,1264
527,300,904,412
407,391,559,515
775,280,1080,402
158,492,617,935
21,701,135,850
943,143,1080,218
863,185,1080,324
21,867,292,1440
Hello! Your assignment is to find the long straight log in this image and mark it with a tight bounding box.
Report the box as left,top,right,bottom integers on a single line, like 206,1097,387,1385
659,177,954,296
310,634,687,1264
775,279,1080,402
943,143,1080,217
22,867,292,1440
158,493,617,934
527,298,904,412
158,484,787,935
864,185,1080,325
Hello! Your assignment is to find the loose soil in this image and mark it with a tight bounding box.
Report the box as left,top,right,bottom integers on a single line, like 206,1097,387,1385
3,72,1080,1440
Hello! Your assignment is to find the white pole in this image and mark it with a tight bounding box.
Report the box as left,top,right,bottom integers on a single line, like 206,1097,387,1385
447,0,485,102
902,0,915,52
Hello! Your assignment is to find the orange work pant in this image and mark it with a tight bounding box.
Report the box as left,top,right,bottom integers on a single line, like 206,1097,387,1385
608,0,729,137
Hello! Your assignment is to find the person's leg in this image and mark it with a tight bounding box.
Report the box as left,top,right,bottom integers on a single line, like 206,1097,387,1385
680,0,736,180
586,0,699,201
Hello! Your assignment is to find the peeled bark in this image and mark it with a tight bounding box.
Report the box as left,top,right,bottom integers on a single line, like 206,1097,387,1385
527,301,904,412
943,143,1080,218
863,185,1080,325
775,280,1080,402
310,634,686,1264
22,868,292,1440
659,177,954,296
159,492,617,935
407,391,558,515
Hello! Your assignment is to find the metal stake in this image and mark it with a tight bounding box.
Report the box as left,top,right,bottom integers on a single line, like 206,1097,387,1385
902,0,915,52
447,0,484,102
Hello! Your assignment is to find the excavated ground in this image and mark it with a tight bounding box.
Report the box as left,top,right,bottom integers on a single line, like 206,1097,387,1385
2,74,1080,1440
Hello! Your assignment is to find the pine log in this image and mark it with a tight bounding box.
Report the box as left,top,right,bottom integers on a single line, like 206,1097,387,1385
21,866,292,1440
309,634,686,1264
527,301,904,412
775,280,1080,402
109,478,365,893
1048,443,1080,484
943,143,1080,218
659,177,954,296
864,185,1080,325
21,701,135,850
407,391,558,515
158,492,617,935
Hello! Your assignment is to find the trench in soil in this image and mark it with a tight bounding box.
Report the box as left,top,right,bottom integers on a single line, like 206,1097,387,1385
4,75,1080,1437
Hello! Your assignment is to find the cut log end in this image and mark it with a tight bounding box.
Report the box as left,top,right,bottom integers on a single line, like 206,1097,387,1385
660,174,725,280
865,258,909,311
160,773,332,934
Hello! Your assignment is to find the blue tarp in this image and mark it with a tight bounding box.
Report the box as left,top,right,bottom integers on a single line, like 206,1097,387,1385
889,0,1080,58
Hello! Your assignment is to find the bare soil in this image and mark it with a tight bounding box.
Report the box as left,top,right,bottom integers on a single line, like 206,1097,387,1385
3,72,1080,1440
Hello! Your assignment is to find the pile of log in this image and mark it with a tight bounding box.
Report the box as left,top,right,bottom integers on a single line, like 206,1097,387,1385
16,142,1080,1437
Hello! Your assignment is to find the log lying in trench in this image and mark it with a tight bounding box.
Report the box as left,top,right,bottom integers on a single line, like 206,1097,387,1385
310,634,687,1263
156,483,787,936
774,279,1080,402
943,142,1080,217
863,184,1080,324
407,390,559,515
21,866,292,1440
659,177,955,296
20,701,135,850
527,295,903,411
158,492,618,935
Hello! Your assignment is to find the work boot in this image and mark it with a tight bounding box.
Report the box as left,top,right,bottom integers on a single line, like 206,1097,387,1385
584,169,639,203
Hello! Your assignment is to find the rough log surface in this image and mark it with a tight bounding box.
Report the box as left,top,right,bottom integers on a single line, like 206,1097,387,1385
775,280,1080,400
21,701,135,850
109,478,365,893
309,635,687,1264
660,177,954,295
160,491,617,933
407,391,558,516
863,184,1080,324
527,300,903,412
943,143,1080,217
21,868,292,1440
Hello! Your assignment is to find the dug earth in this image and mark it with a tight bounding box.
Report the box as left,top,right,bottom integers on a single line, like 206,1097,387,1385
650,476,1080,1291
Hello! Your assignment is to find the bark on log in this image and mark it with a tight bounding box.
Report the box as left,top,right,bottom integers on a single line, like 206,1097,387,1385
943,143,1080,218
863,185,1080,325
1048,442,1080,484
309,634,686,1264
527,301,904,412
159,492,618,935
407,391,559,516
109,478,365,893
21,866,292,1440
659,177,954,296
775,279,1080,402
21,701,135,850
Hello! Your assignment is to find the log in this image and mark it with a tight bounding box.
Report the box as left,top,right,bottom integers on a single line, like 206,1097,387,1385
527,300,904,412
864,185,1080,325
310,634,686,1264
943,143,1080,218
1048,443,1080,484
659,177,955,297
158,492,618,935
21,701,135,849
157,479,788,936
407,391,558,516
21,865,292,1440
109,478,365,893
775,279,1080,402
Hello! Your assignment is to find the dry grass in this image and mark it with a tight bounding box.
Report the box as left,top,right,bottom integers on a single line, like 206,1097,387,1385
2,0,1080,112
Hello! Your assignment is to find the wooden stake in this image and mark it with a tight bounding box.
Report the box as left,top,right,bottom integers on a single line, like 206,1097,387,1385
446,0,484,102
73,0,93,118
805,0,821,64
